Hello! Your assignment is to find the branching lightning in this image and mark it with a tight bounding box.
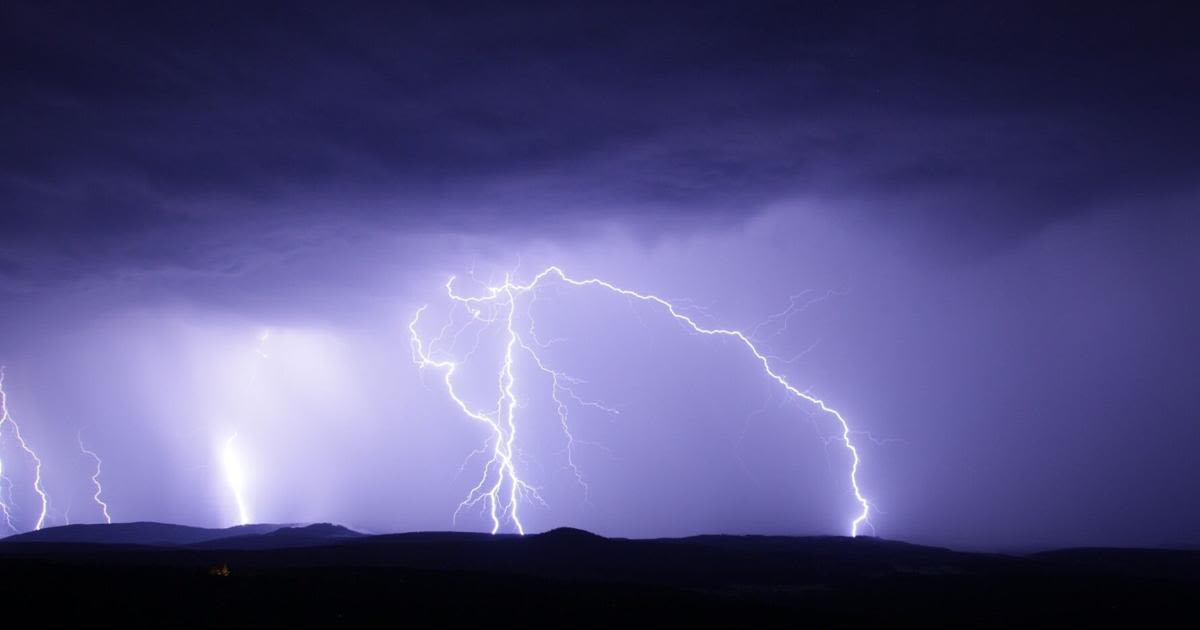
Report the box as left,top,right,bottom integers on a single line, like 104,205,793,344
77,430,113,525
0,366,50,531
410,266,874,537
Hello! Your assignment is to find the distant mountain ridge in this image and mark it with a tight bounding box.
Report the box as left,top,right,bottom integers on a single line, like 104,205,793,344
0,521,366,548
0,522,288,546
190,523,367,549
4,521,1199,586
1,523,1196,624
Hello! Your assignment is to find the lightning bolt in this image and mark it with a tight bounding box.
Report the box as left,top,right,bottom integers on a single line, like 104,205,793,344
222,431,250,526
0,450,14,533
410,281,542,535
410,266,874,537
77,430,113,525
217,329,270,527
0,367,50,531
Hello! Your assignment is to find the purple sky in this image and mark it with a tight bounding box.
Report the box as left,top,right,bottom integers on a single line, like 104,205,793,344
0,2,1197,548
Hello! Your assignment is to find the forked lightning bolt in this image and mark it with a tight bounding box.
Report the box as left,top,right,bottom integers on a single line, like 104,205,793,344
0,367,50,531
409,266,873,537
77,430,113,525
410,288,544,535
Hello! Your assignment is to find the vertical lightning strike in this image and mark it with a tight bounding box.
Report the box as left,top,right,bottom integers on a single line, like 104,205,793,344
0,367,51,531
411,267,874,537
495,283,530,533
217,329,270,527
222,431,250,526
77,430,113,525
0,454,14,533
410,280,545,535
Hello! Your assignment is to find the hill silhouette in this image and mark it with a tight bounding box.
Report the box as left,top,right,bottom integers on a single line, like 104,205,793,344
0,521,285,546
191,523,366,549
1,523,1197,624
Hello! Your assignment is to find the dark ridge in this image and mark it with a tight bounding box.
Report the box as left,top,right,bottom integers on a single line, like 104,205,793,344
192,523,366,550
533,527,607,542
264,523,363,539
0,522,286,546
1,524,1197,623
1030,547,1200,580
348,531,508,544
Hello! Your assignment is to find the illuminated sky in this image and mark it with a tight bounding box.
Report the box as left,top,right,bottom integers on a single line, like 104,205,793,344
0,2,1197,548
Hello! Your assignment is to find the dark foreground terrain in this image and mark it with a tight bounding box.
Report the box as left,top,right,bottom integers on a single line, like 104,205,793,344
2,523,1197,625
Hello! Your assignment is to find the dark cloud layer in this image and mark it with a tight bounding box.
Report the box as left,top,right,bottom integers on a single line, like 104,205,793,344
3,1,1197,281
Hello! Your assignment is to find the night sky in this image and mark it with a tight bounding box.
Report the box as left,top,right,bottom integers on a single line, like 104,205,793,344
1,1,1197,549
